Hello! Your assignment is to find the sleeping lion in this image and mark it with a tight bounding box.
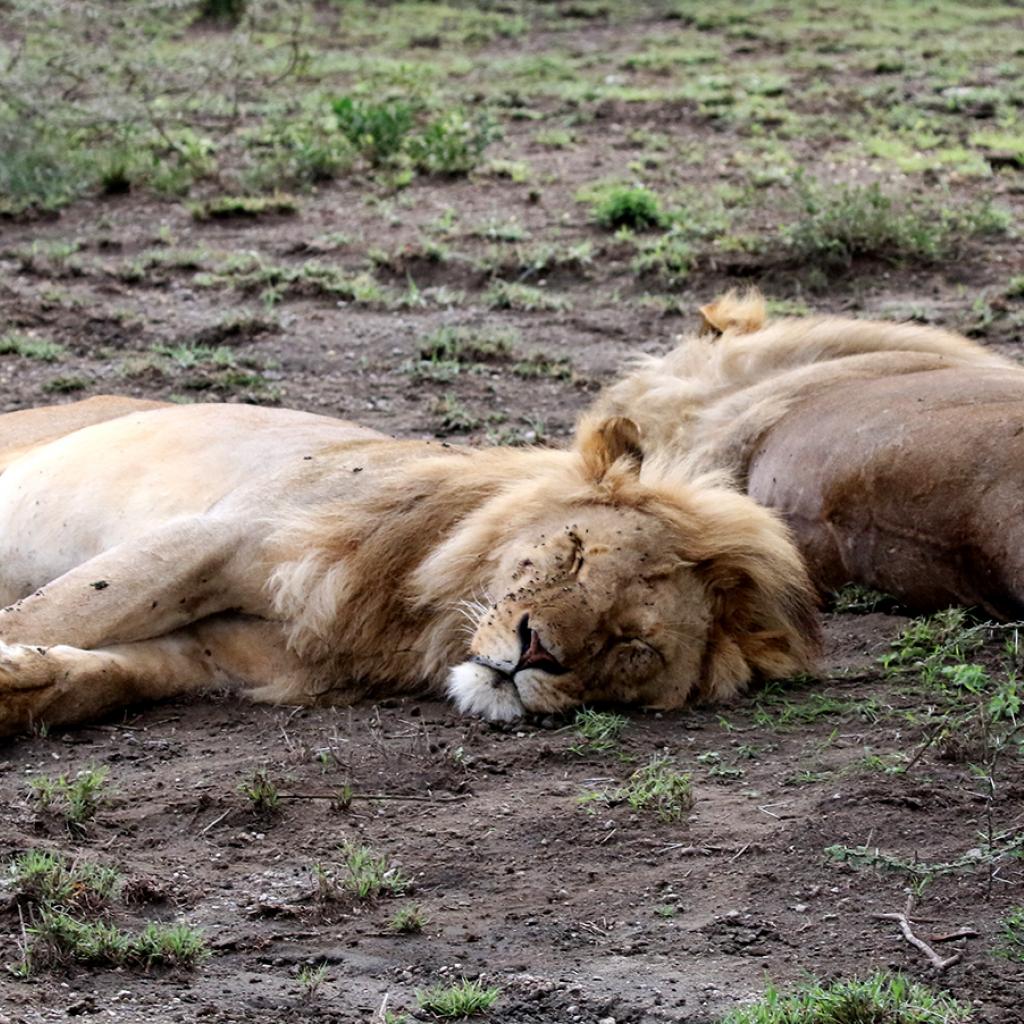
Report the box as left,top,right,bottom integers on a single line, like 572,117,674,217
595,291,1024,616
0,400,818,735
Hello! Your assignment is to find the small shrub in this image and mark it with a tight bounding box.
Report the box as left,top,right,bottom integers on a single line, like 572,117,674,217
410,111,495,176
785,179,1009,270
593,186,665,230
332,97,414,165
416,978,500,1018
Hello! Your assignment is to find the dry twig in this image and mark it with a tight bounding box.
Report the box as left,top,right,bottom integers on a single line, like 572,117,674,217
871,897,965,971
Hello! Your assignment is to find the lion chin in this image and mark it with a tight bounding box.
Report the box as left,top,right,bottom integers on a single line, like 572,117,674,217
447,660,584,722
447,662,526,722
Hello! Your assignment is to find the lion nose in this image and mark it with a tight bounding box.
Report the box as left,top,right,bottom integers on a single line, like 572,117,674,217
515,614,566,675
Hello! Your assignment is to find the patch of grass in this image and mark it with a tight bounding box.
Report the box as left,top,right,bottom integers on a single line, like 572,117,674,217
829,583,897,614
238,768,279,815
43,376,88,394
28,766,109,829
297,963,329,999
418,325,517,365
314,843,408,902
389,904,428,934
996,906,1024,962
593,185,665,230
332,96,415,165
26,910,206,971
581,755,694,821
880,608,984,683
0,333,67,362
721,972,971,1024
535,127,574,149
483,280,567,311
191,193,299,220
569,708,629,756
9,851,120,914
753,691,878,730
785,179,1010,271
511,352,571,380
432,394,480,433
416,978,500,1018
632,227,695,285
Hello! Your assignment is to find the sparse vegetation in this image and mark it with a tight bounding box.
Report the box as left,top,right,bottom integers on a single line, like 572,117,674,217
416,978,501,1018
592,185,665,230
29,766,109,830
389,904,428,934
0,334,66,362
996,907,1024,962
721,972,971,1024
239,768,280,815
6,849,206,977
191,193,299,220
580,755,693,821
784,179,1009,271
314,843,408,903
2,1,1023,1013
569,708,629,755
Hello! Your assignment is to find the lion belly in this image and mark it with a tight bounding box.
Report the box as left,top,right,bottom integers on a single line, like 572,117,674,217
0,403,385,601
747,367,1024,616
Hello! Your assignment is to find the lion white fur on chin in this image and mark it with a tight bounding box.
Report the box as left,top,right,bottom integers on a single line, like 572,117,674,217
447,662,526,722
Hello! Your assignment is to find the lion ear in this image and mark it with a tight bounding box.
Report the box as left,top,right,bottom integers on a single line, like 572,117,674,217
699,288,767,337
575,415,643,481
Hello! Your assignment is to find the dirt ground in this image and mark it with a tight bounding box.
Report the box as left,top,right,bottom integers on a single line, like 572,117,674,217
1,2,1023,1022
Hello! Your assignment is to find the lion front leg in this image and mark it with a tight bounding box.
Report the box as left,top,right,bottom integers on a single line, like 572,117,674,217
0,616,311,737
0,517,267,650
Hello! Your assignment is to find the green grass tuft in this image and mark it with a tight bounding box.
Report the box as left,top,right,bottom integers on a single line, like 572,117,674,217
593,185,665,230
721,972,971,1024
416,978,500,1018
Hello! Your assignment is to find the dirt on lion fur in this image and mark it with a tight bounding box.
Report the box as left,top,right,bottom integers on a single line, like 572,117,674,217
2,2,1024,1021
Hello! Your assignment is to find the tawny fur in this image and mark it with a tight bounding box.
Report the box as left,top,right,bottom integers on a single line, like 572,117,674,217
0,401,819,734
596,291,1024,615
596,289,1011,483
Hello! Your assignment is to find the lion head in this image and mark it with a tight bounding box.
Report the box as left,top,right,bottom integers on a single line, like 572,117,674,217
435,417,820,721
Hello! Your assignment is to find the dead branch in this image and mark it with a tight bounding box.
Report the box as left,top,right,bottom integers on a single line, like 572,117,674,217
871,897,964,971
